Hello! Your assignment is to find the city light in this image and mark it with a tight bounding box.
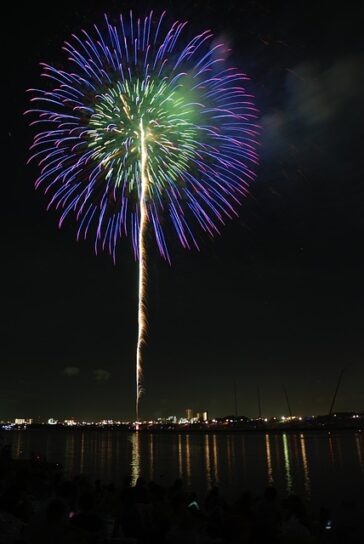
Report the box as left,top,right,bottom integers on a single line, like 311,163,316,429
0,411,362,432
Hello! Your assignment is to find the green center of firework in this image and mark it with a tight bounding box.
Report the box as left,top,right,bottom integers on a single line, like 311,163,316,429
87,79,199,197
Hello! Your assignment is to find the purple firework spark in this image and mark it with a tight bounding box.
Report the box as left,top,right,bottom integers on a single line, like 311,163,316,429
27,12,260,420
26,11,259,263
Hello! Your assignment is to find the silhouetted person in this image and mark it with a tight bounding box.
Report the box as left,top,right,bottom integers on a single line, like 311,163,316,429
71,492,105,539
281,494,311,544
205,485,225,514
253,486,281,543
25,498,69,544
118,481,141,539
168,478,184,502
134,476,149,504
334,499,363,543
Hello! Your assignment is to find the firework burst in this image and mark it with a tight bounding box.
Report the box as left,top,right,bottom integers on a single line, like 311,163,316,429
26,12,259,419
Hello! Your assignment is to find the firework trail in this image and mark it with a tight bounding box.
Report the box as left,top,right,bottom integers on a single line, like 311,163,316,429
136,119,149,421
26,12,259,420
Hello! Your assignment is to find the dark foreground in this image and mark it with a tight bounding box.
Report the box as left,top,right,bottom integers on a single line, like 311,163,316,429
0,447,363,543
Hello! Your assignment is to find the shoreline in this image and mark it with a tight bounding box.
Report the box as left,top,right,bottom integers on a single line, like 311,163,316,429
1,424,363,434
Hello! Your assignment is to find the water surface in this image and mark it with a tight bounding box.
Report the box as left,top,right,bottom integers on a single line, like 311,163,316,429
2,429,363,512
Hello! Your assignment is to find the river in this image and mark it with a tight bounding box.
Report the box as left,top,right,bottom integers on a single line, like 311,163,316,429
1,429,363,513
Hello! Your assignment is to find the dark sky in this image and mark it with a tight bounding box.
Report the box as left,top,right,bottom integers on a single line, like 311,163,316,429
2,1,364,421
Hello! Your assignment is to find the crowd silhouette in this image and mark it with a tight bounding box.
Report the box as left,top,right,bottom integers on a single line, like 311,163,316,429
0,449,363,543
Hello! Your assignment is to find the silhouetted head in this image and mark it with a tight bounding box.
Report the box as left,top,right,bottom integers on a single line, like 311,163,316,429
123,475,132,488
46,499,68,524
173,478,183,489
209,485,219,496
282,494,307,523
136,476,146,488
78,493,95,513
57,480,76,501
264,486,277,502
237,490,252,507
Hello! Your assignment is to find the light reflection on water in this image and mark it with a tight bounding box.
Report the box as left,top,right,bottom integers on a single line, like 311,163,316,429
282,433,292,494
130,432,140,485
149,433,154,481
265,433,273,485
212,434,219,484
226,435,233,485
2,429,364,508
300,433,311,499
177,434,182,480
64,432,75,475
328,434,336,467
80,432,85,474
355,433,364,475
185,434,191,486
204,434,212,489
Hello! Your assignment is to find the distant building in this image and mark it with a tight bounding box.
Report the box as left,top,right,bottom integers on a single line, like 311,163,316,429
186,408,194,421
48,418,58,425
64,419,76,426
196,411,208,422
178,417,189,424
14,418,33,425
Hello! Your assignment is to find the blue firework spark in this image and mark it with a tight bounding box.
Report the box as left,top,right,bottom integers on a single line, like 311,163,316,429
26,12,259,262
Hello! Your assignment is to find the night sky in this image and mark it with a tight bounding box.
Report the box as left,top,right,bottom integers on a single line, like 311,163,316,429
3,1,364,421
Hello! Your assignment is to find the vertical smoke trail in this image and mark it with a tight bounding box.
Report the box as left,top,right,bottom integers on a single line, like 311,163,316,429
136,119,149,422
